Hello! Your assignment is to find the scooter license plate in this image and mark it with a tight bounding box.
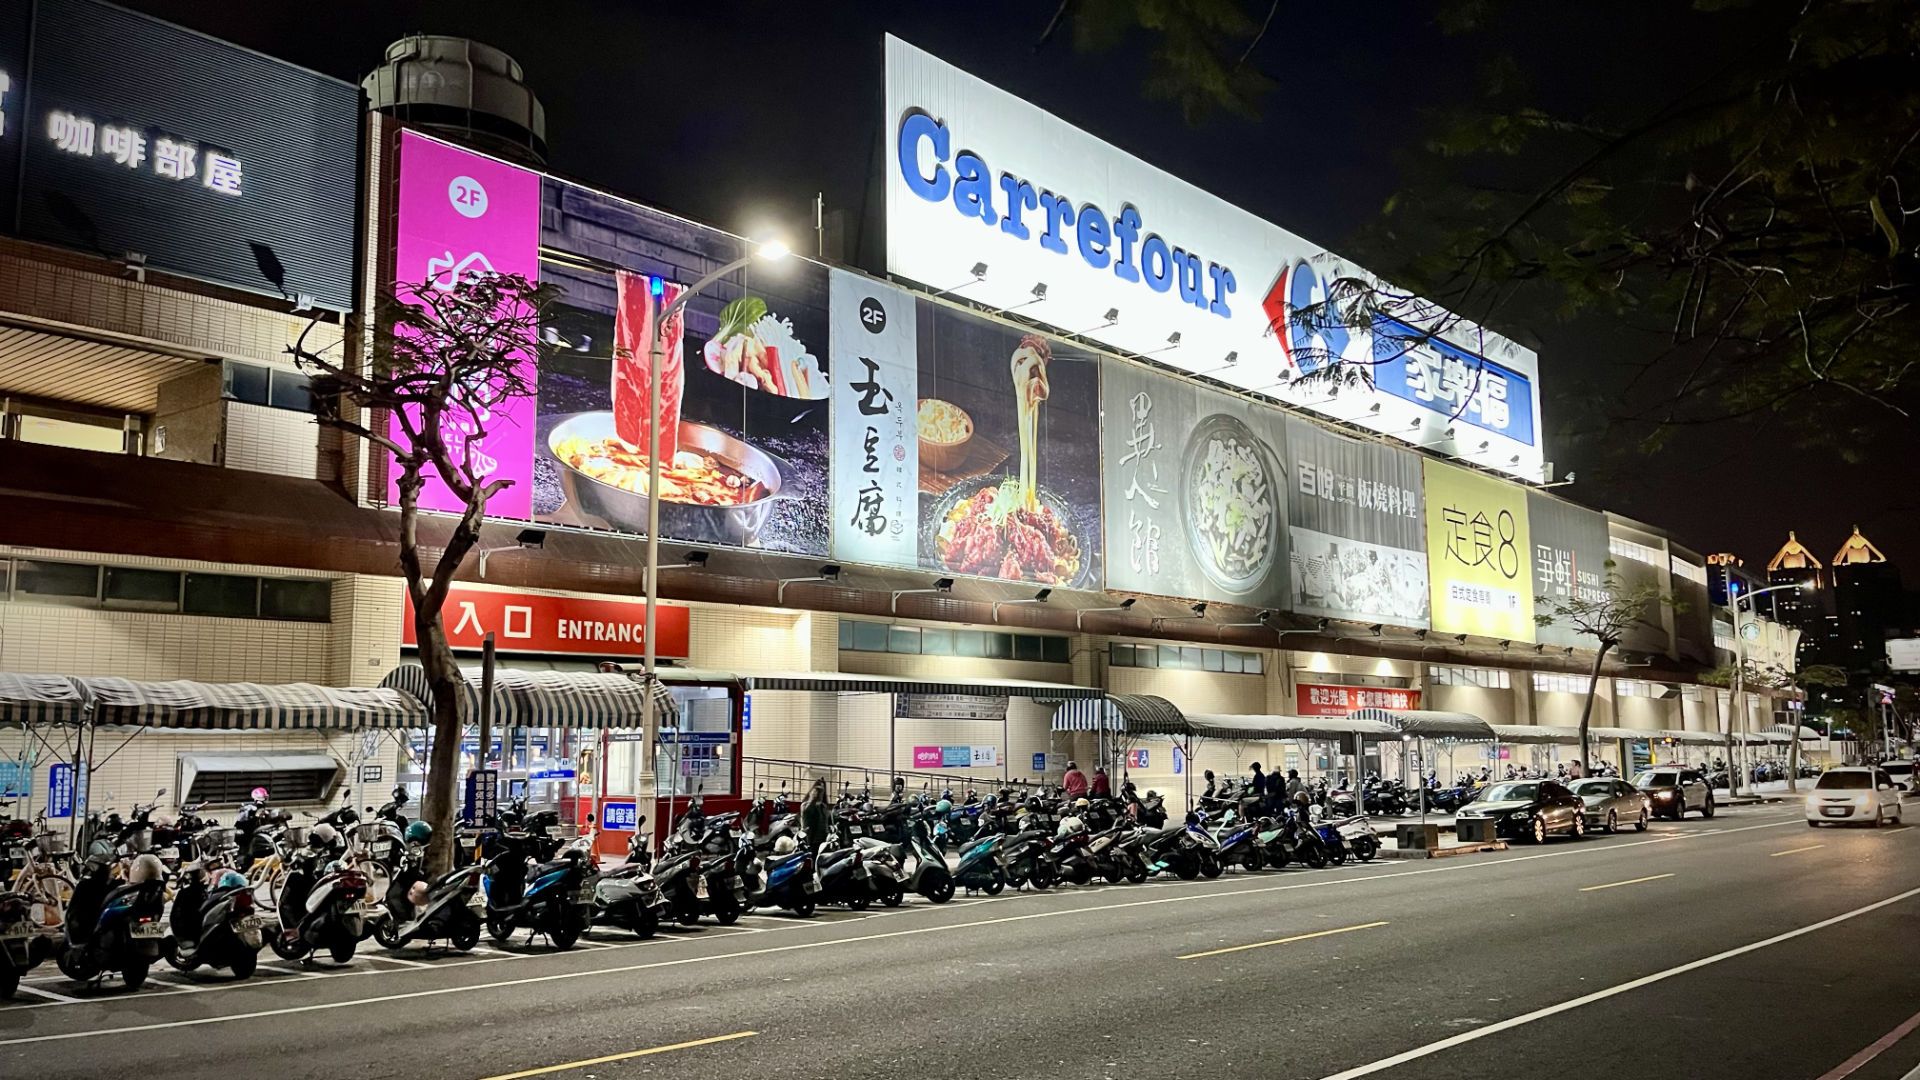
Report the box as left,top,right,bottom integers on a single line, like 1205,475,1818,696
803,878,819,893
468,893,488,911
694,879,709,900
237,916,263,932
131,921,165,939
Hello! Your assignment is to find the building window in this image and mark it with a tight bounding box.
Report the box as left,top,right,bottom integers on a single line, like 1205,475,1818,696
839,619,1069,664
103,568,181,612
1429,665,1512,689
260,579,332,622
1609,536,1663,567
1532,672,1588,694
1110,642,1264,674
223,361,315,414
2,558,329,621
15,560,101,604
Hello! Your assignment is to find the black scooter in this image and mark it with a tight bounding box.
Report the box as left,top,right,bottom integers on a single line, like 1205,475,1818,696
165,876,264,979
481,830,593,948
374,846,485,952
0,889,54,998
272,844,371,964
58,858,167,990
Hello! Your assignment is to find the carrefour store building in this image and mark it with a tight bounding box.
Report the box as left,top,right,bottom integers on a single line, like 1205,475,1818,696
0,20,1798,835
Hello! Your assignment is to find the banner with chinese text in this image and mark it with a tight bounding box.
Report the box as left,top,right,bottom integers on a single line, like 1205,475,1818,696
1285,418,1429,628
1099,358,1288,607
1423,461,1535,641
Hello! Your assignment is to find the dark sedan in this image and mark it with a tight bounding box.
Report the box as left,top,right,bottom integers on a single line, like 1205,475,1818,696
1454,780,1587,843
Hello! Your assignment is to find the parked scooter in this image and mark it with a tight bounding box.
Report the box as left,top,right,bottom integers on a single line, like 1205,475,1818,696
271,826,371,964
951,831,1009,895
897,814,956,902
0,888,54,998
165,869,264,978
58,853,168,989
372,822,484,951
480,827,594,948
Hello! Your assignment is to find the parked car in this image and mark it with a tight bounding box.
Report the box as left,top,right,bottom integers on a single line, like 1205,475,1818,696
1455,780,1586,843
1805,767,1905,827
1878,760,1915,791
1633,768,1714,820
1569,778,1650,833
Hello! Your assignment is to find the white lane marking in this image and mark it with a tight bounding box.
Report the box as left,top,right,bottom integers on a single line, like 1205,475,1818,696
370,954,432,968
255,964,324,979
13,984,84,1004
1315,884,1920,1080
0,815,1812,1021
0,817,1823,1046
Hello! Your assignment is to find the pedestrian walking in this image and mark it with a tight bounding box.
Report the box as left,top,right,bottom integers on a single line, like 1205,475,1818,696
1090,765,1111,798
1062,761,1089,800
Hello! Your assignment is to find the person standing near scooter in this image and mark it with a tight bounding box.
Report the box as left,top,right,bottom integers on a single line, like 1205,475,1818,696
1062,762,1089,800
802,780,831,856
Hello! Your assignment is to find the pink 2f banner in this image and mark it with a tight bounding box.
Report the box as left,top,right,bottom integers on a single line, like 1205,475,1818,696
388,131,542,518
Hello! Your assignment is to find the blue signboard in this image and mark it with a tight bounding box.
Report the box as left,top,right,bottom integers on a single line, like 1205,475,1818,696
742,694,752,732
656,731,732,747
463,768,498,824
0,761,28,798
1372,316,1535,446
601,801,639,831
1173,746,1184,775
941,746,972,767
48,763,74,817
1031,752,1047,772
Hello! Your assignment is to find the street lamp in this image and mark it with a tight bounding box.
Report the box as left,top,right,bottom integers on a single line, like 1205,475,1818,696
1725,580,1814,797
641,236,791,775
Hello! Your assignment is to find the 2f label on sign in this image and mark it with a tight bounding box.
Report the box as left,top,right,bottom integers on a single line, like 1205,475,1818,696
860,296,888,333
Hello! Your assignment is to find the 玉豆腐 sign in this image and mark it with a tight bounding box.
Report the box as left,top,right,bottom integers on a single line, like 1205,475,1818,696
883,34,1544,481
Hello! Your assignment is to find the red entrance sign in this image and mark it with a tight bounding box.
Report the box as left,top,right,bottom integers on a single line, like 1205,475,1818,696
1296,683,1420,717
403,586,690,659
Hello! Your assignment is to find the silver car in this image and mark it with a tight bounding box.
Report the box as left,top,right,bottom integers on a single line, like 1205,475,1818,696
1569,778,1650,833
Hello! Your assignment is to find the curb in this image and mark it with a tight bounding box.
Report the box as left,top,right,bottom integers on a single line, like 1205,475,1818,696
1377,841,1507,860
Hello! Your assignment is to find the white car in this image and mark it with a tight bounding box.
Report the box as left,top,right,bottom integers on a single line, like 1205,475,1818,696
1805,767,1905,827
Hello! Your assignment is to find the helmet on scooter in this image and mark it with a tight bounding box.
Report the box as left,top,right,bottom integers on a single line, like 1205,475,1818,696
934,799,952,814
216,870,248,891
405,821,433,845
1074,798,1090,809
310,822,340,849
127,853,165,884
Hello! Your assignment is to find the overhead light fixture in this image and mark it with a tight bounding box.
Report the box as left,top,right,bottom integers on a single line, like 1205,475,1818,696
1453,633,1468,644
1414,628,1429,641
1031,282,1048,301
1219,608,1276,630
1075,596,1138,629
1315,617,1330,631
934,262,989,297
514,528,546,549
1151,600,1210,631
992,587,1053,620
660,549,709,572
1367,624,1383,637
776,563,841,604
1190,600,1208,617
1194,351,1239,377
1499,639,1512,651
889,576,955,613
1533,643,1545,654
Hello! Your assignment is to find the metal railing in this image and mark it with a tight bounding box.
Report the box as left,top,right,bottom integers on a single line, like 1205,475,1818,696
742,756,1053,801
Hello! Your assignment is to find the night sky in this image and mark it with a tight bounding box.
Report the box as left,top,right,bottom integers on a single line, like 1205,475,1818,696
115,0,1912,581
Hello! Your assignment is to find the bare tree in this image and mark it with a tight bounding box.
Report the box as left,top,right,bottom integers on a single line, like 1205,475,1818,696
1533,564,1666,770
290,272,558,873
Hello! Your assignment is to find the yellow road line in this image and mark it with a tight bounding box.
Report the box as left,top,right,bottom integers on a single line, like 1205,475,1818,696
1579,873,1675,892
1178,921,1388,960
476,1031,758,1080
1771,844,1825,858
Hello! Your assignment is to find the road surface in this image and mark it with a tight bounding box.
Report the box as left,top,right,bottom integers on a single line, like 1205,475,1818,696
3,802,1915,1080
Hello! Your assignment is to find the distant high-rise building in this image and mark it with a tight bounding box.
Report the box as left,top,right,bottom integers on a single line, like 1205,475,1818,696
1830,526,1901,669
1765,531,1827,628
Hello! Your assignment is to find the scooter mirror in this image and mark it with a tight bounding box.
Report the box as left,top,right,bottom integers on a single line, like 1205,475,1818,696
157,787,168,797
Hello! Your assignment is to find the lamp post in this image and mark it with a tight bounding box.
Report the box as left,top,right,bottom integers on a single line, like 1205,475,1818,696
640,238,790,793
1725,581,1810,798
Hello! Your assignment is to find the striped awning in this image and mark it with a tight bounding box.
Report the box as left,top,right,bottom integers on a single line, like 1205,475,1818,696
378,665,673,729
83,678,429,730
743,670,1100,699
1052,694,1187,735
1349,708,1497,741
1490,724,1585,745
0,673,86,726
1186,714,1398,741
